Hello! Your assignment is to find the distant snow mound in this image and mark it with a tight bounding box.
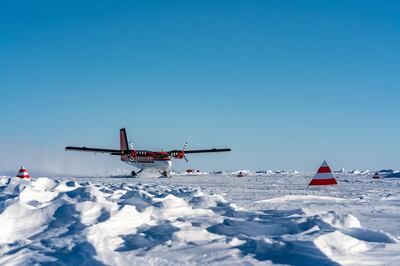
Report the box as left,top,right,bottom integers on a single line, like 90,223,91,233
228,170,300,176
347,170,372,175
231,170,253,176
334,168,346,173
350,170,361,175
378,169,396,174
173,171,209,176
384,172,400,178
378,169,400,178
255,170,274,175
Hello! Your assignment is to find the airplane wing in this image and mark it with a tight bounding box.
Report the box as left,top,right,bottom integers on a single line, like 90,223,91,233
184,148,231,154
65,146,127,155
167,148,231,156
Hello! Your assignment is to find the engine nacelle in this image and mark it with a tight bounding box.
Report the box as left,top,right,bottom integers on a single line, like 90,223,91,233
176,151,185,159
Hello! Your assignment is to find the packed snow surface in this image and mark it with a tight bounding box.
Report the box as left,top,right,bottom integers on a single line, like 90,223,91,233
0,171,400,265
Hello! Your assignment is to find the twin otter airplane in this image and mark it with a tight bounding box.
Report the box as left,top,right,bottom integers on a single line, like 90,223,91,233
66,128,231,177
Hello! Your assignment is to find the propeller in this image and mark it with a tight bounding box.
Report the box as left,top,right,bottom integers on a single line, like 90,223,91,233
129,142,134,150
182,142,189,162
182,142,188,151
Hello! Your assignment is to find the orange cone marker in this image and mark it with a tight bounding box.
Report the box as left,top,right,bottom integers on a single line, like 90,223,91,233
16,166,31,179
308,160,337,186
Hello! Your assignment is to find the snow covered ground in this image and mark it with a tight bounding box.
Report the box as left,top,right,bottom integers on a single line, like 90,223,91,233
0,171,400,265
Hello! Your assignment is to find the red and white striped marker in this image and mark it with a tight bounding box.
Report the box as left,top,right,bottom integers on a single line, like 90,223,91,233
308,160,337,186
372,172,381,179
16,166,31,179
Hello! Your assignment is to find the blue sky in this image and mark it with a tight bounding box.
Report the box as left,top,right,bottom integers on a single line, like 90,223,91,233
1,0,399,175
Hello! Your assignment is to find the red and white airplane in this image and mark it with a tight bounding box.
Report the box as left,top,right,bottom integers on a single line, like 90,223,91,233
65,128,231,177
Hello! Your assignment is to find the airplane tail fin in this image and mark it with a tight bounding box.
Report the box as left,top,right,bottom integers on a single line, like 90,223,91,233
120,128,129,161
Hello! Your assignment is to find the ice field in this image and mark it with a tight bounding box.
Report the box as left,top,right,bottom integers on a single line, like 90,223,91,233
0,170,400,265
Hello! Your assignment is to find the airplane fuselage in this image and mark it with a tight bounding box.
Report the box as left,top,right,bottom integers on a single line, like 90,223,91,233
122,150,172,172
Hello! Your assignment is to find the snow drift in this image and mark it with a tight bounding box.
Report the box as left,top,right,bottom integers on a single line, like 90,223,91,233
0,173,399,265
